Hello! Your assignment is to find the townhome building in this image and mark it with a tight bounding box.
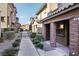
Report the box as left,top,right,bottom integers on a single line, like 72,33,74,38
42,3,79,56
30,3,57,34
30,16,42,33
0,3,17,29
20,24,29,30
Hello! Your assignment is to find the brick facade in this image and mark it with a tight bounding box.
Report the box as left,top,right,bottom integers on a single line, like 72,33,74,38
69,16,79,56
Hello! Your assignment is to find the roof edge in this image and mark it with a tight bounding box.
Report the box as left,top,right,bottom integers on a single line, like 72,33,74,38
36,3,47,15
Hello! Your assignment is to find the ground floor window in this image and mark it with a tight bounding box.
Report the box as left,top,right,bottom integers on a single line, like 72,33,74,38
55,20,69,46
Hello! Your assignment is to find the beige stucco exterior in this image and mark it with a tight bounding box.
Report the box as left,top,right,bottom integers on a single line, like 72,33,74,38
30,3,58,34
0,3,16,28
0,3,7,28
31,19,42,33
31,3,57,34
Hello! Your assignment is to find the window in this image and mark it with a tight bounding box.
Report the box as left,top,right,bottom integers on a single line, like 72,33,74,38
56,22,65,36
7,16,9,25
1,16,5,22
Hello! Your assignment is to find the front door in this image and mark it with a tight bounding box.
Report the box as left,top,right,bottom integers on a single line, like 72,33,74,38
46,24,50,40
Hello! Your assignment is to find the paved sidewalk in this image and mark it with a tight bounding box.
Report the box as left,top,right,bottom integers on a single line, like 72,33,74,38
18,31,39,56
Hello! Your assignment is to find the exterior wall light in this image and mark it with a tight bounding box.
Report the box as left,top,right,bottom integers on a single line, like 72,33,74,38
72,52,75,55
60,24,64,29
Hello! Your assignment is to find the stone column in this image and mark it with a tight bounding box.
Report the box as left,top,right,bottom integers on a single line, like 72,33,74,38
69,16,79,56
42,24,46,41
50,22,56,47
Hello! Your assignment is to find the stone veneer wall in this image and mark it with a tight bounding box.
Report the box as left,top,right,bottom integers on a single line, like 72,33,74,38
69,16,79,56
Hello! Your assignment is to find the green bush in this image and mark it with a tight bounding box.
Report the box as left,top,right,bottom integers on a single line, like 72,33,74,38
2,48,19,56
4,28,10,32
35,43,43,49
15,39,21,42
32,35,42,43
30,32,36,38
32,38,40,44
15,29,19,33
35,35,42,41
12,39,21,47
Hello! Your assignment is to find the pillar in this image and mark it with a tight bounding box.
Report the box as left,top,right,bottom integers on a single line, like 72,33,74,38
69,16,79,56
50,22,56,47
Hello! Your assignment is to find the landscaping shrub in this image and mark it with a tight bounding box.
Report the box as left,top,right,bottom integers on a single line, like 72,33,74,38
35,43,43,49
30,32,36,38
32,34,42,43
12,39,21,47
3,28,10,32
32,34,43,49
35,34,42,41
15,29,19,33
5,31,15,40
15,39,21,42
2,48,19,56
32,38,40,44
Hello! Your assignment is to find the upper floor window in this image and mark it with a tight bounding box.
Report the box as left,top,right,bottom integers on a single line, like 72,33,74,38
1,16,5,22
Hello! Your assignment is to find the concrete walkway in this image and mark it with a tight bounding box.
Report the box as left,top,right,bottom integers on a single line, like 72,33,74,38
18,31,69,56
18,31,39,56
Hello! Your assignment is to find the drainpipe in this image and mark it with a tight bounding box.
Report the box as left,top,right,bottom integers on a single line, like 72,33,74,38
0,11,1,38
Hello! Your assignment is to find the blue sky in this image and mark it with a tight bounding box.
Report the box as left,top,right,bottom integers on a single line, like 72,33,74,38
15,3,42,25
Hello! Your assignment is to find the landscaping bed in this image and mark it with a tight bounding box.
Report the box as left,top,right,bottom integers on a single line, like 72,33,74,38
2,39,21,56
30,32,43,49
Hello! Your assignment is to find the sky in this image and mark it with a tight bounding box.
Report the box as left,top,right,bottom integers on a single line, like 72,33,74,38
15,3,42,25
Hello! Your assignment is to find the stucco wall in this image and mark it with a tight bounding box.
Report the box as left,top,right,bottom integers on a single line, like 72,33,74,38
32,20,42,33
0,3,16,28
0,3,8,28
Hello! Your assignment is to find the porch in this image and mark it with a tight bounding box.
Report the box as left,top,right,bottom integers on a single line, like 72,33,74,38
42,16,79,56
